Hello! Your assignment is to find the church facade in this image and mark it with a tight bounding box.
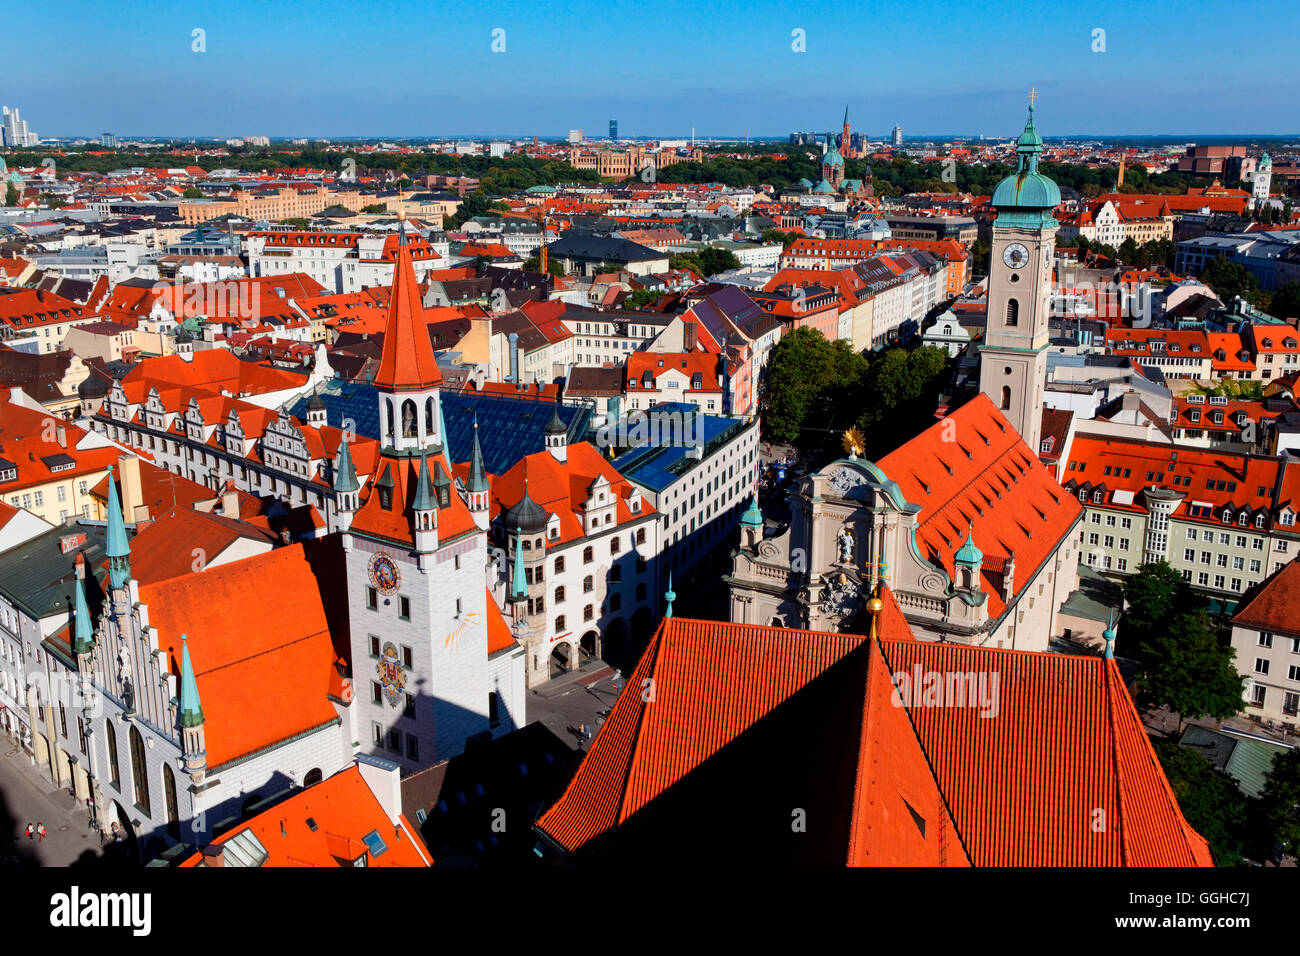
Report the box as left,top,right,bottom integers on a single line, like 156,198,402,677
728,103,1085,651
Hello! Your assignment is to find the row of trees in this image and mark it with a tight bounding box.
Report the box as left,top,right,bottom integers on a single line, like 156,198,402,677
1073,234,1178,271
667,247,741,278
760,327,951,457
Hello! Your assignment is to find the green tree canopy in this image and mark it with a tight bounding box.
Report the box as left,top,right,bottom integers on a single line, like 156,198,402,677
1200,256,1259,304
1152,740,1251,866
1122,561,1244,730
1257,746,1300,858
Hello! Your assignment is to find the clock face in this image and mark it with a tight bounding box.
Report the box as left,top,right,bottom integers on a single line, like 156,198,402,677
1003,243,1030,269
368,552,401,593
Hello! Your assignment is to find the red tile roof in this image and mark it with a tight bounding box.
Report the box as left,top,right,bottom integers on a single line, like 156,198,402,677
877,394,1083,618
1232,559,1300,636
144,545,342,769
537,611,1212,867
179,765,431,867
373,234,443,390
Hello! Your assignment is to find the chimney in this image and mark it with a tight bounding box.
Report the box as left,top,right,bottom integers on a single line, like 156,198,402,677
221,488,239,518
201,845,225,868
117,454,145,523
684,321,697,351
56,424,66,449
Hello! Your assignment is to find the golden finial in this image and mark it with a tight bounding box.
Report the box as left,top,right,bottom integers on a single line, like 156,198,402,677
397,209,407,222
841,426,865,459
866,587,885,642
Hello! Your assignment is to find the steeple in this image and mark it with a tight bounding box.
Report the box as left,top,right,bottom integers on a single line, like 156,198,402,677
1103,609,1117,660
412,453,438,553
467,416,488,492
664,571,676,618
178,634,207,786
740,492,763,549
178,636,204,728
954,525,983,593
105,465,131,589
545,405,567,462
333,433,360,532
72,553,94,657
374,211,441,391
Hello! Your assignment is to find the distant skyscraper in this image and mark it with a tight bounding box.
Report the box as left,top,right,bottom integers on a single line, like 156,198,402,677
101,133,117,148
892,125,903,147
609,119,618,140
1,106,38,147
567,129,583,145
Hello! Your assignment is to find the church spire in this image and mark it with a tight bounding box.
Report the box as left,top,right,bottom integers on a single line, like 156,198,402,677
664,571,676,618
72,553,94,656
179,636,204,728
412,451,435,513
374,210,441,391
467,415,488,492
105,465,131,589
333,433,359,493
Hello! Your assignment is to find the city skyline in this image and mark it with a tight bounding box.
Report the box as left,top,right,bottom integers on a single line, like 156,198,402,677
4,0,1299,139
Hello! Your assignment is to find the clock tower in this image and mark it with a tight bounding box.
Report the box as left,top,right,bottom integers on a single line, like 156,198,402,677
980,97,1060,452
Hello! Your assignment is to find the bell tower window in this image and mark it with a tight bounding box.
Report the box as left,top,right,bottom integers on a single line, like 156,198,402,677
1005,298,1019,327
1001,386,1012,410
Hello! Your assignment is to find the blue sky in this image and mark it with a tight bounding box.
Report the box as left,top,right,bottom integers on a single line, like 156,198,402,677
5,0,1298,138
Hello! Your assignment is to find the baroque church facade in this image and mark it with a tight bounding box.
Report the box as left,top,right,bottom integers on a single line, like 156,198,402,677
728,103,1085,651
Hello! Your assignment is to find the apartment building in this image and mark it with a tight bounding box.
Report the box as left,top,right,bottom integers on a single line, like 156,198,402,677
1061,434,1300,607
1230,560,1300,728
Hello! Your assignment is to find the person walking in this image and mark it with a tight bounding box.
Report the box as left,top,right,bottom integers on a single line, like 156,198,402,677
24,823,33,841
36,822,46,842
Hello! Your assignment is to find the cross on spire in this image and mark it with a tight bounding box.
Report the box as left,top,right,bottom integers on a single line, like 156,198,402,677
1028,87,1038,109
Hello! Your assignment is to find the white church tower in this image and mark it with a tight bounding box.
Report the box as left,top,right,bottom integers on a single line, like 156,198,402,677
979,94,1060,452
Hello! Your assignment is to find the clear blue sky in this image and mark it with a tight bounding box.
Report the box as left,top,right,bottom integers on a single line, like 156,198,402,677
5,0,1298,139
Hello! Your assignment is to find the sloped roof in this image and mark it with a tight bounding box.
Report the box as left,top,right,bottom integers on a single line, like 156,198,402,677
180,765,431,867
144,545,343,769
1232,558,1300,636
537,608,1212,867
877,394,1083,618
373,232,442,390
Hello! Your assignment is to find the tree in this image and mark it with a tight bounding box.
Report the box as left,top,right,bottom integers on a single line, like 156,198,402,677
761,228,800,249
1269,282,1300,320
280,217,310,229
362,203,388,214
1122,561,1245,731
4,182,16,207
181,187,204,199
1200,255,1259,304
1118,237,1140,265
624,288,662,309
760,327,864,444
1257,747,1300,859
1152,741,1251,866
522,255,564,278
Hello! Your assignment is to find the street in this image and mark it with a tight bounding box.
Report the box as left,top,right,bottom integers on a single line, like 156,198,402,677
0,745,129,868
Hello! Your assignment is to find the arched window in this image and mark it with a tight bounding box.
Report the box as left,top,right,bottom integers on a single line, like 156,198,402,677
1005,298,1019,327
583,575,593,593
129,726,150,816
425,396,435,435
1001,385,1012,410
401,399,418,438
163,764,179,840
385,399,395,441
105,721,120,791
304,768,323,787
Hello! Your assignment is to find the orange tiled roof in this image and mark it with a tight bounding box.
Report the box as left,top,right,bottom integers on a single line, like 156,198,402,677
537,611,1211,867
179,765,431,867
1233,559,1300,635
877,394,1083,618
145,545,342,769
373,234,442,390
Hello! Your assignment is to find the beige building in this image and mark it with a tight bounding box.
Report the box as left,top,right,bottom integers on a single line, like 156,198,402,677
178,186,364,225
1231,560,1300,730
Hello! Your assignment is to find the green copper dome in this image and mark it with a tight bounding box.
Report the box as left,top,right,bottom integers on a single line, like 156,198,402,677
823,146,844,168
992,104,1060,225
741,493,763,529
954,528,983,568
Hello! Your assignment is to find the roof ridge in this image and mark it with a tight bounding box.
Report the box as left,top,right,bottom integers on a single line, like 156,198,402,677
613,617,672,829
